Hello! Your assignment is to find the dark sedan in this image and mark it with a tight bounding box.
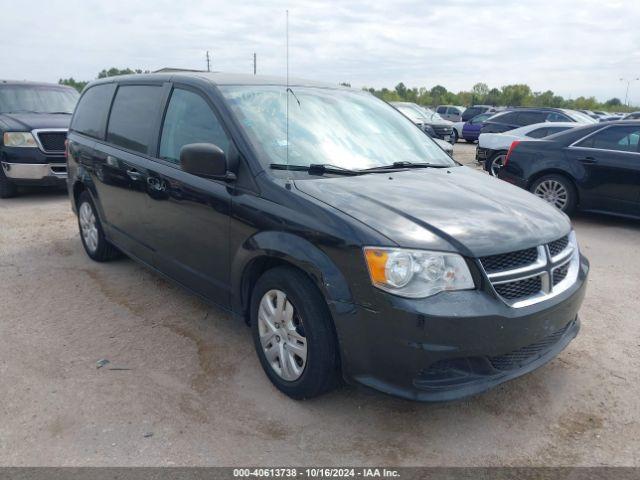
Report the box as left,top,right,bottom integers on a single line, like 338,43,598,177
499,121,640,218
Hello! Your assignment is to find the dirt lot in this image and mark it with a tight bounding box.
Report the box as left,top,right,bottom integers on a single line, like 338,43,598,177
0,142,638,466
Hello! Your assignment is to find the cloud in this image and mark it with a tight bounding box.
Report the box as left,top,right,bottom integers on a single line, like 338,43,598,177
2,0,639,102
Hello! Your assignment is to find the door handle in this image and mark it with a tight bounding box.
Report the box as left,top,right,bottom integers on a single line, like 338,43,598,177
126,168,144,181
578,156,597,164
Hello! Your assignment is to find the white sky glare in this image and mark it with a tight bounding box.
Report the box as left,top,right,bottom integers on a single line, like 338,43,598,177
2,0,639,102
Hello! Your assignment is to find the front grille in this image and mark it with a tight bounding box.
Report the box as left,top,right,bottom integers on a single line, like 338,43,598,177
553,263,569,285
494,276,542,299
434,127,453,135
36,131,67,153
488,322,571,371
480,247,538,274
481,234,577,307
548,236,569,257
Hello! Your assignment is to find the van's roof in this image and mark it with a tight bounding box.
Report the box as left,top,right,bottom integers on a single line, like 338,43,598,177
90,71,343,89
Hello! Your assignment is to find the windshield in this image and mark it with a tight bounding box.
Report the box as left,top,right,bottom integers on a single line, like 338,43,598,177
221,86,455,170
417,106,444,122
563,109,598,124
0,85,79,114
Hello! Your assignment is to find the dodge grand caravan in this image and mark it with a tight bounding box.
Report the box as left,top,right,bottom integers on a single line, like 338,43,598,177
67,73,589,401
0,80,79,198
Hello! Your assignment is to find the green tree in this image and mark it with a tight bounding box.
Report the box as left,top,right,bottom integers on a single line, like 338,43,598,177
97,67,150,78
471,82,489,104
500,84,532,106
58,77,88,92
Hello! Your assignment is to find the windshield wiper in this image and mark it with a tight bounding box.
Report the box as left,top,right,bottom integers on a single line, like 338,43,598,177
270,163,362,175
360,161,452,171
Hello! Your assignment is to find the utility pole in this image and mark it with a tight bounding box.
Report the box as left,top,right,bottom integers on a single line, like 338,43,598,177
206,51,211,72
620,77,639,106
253,52,257,75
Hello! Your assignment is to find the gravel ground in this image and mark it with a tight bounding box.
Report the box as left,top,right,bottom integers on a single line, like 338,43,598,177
0,143,638,466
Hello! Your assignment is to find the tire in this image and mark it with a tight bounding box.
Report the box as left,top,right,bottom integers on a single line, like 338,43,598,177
77,191,121,261
465,138,475,144
486,151,507,177
451,129,459,143
250,266,340,399
0,166,18,199
530,174,577,215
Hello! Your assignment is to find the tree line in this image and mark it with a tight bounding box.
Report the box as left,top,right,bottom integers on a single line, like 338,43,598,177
59,70,635,112
363,82,635,112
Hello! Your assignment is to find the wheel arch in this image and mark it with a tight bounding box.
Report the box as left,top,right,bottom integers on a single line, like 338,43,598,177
231,231,354,324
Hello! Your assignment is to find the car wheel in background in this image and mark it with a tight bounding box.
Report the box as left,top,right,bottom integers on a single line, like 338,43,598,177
250,266,340,400
530,174,577,215
77,191,121,261
465,138,475,143
487,151,507,177
451,130,459,143
0,167,18,198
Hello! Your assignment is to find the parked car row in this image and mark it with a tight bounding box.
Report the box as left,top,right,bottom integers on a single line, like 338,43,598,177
1,73,594,403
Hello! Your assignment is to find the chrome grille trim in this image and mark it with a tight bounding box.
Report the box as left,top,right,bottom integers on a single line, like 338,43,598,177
480,231,580,308
32,128,68,154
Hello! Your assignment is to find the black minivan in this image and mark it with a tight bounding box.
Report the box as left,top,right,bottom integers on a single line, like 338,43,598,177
67,73,589,401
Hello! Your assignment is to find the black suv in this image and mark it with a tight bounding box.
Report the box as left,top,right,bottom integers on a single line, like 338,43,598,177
67,73,589,401
481,107,597,134
0,80,79,197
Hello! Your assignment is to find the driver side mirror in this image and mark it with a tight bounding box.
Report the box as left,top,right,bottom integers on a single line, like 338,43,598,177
180,143,236,181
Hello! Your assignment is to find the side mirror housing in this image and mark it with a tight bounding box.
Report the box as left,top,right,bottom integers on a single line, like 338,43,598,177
180,143,235,181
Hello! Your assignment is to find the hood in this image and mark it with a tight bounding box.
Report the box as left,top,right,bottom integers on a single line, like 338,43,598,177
294,166,571,257
0,112,71,131
426,119,453,127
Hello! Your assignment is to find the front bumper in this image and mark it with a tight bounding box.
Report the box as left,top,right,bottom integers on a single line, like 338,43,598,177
1,146,67,186
2,161,67,181
335,254,589,401
475,146,494,164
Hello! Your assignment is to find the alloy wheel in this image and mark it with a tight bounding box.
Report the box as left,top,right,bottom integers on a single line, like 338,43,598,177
79,202,99,253
490,154,506,177
534,179,568,210
257,289,308,382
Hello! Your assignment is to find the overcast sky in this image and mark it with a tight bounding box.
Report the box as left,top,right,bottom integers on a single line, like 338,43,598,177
2,0,639,102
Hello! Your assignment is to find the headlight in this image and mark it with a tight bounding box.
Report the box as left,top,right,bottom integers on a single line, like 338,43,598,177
3,132,38,148
363,247,474,298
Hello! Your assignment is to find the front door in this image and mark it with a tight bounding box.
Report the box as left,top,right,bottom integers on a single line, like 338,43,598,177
141,86,234,307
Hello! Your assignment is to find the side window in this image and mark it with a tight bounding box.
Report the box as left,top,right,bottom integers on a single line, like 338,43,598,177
515,111,546,126
107,85,163,154
159,88,230,165
437,106,447,114
526,127,548,139
547,112,571,122
70,84,116,139
577,126,640,152
546,126,572,135
494,111,518,124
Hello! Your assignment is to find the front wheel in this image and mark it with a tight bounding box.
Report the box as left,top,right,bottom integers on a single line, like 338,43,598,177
487,151,507,177
251,267,340,399
451,130,459,143
530,174,577,215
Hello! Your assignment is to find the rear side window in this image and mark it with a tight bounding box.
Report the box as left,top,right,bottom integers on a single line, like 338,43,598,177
577,126,640,152
436,106,447,114
526,127,548,138
70,84,116,139
547,112,571,122
159,88,230,165
107,85,163,154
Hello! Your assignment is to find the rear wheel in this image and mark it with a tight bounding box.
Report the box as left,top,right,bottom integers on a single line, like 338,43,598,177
251,266,340,399
77,191,121,261
0,167,18,199
530,174,577,215
487,151,507,177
